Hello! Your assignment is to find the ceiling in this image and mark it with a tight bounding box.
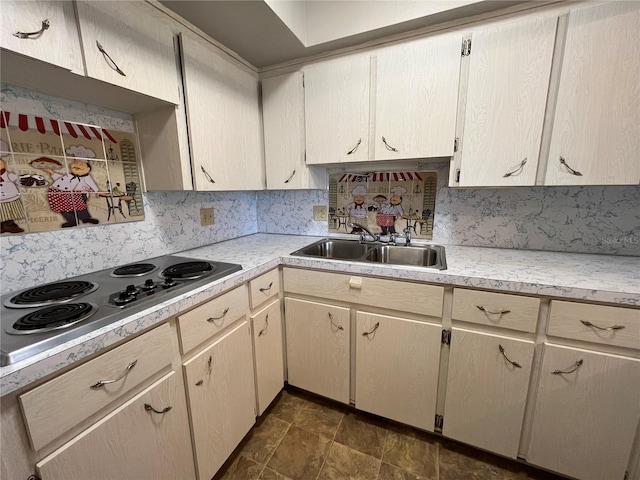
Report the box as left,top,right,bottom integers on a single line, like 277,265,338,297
159,0,527,69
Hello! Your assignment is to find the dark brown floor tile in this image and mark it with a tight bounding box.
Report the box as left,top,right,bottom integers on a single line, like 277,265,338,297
318,442,381,480
260,468,294,480
240,415,291,464
269,390,308,423
215,455,263,480
377,462,429,480
382,430,438,479
334,410,389,459
267,425,331,480
293,403,345,438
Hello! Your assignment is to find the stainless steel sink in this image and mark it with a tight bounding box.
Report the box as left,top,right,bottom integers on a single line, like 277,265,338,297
291,239,446,270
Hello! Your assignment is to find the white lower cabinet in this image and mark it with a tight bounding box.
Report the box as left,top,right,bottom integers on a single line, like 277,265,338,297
183,320,256,480
443,328,534,458
527,344,640,480
355,311,441,431
36,371,195,480
284,298,350,403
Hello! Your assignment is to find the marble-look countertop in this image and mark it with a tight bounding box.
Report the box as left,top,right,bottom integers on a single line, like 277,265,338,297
2,233,639,396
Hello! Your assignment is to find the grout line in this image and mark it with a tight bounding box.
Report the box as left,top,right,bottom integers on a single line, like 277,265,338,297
314,408,346,479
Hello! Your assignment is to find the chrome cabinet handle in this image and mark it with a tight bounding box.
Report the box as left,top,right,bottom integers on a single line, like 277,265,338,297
476,305,511,319
551,359,584,375
498,344,522,368
346,139,361,155
14,19,50,39
381,136,398,152
96,40,126,77
559,157,583,176
90,360,137,389
258,314,269,336
259,282,273,293
201,165,215,183
284,170,296,183
328,312,344,331
503,158,528,178
144,403,172,414
207,307,229,322
362,322,380,337
580,320,625,331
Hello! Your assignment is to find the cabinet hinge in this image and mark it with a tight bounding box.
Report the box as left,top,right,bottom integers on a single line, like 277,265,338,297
302,73,305,88
304,150,307,164
453,137,459,152
435,414,444,431
461,39,472,57
441,329,451,345
455,169,461,183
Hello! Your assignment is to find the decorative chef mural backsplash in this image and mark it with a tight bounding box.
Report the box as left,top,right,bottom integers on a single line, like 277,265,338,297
0,111,144,234
329,171,437,239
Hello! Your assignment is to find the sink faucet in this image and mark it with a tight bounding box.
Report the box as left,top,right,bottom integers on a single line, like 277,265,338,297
403,226,412,246
351,223,379,243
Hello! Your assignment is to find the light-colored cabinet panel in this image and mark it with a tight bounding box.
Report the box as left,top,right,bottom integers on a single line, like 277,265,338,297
443,328,534,459
183,320,256,480
284,298,350,403
374,33,461,160
75,1,179,104
252,299,285,415
355,312,441,431
527,343,640,480
0,1,83,73
262,72,327,189
457,16,556,186
181,33,264,191
545,2,640,185
248,268,280,310
36,371,195,480
304,55,370,164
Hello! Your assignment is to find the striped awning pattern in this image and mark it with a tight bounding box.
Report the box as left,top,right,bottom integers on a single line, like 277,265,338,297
338,172,424,182
0,111,118,144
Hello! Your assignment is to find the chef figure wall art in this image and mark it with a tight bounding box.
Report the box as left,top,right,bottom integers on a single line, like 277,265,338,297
329,171,437,239
0,111,145,234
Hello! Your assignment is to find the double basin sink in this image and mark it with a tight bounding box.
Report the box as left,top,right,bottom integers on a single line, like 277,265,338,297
291,239,446,270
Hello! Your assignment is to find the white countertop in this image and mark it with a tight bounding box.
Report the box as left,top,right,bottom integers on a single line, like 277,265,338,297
2,233,638,396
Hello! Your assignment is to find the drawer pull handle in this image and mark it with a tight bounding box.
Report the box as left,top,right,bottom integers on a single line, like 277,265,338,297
90,360,137,389
559,156,583,176
284,170,296,183
207,307,229,322
502,158,527,178
476,305,511,319
208,355,213,373
580,320,625,331
259,282,273,293
346,138,361,155
195,380,203,386
258,314,269,336
201,165,215,183
551,359,584,375
14,19,50,39
328,312,344,331
362,322,380,337
144,403,172,414
382,136,399,152
95,40,126,77
498,344,522,368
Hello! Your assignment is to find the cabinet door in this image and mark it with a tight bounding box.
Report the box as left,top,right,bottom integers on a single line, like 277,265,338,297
252,299,285,415
75,1,179,104
182,33,264,191
374,33,461,160
458,16,556,186
528,344,640,480
183,321,256,480
443,328,534,458
284,298,350,403
37,372,195,480
356,312,441,431
0,1,83,73
545,2,640,185
304,56,370,164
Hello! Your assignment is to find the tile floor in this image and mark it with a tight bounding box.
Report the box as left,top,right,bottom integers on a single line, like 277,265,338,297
213,387,567,480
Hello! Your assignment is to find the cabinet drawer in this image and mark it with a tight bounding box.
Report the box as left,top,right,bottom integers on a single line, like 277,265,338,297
249,269,280,309
177,284,249,354
452,289,539,333
547,301,640,350
20,323,173,451
283,268,443,318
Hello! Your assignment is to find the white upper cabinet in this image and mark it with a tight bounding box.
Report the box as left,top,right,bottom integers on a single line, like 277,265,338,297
544,2,640,186
1,1,83,73
262,72,327,189
374,33,461,161
75,0,179,104
456,16,557,186
304,55,371,164
181,33,264,191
